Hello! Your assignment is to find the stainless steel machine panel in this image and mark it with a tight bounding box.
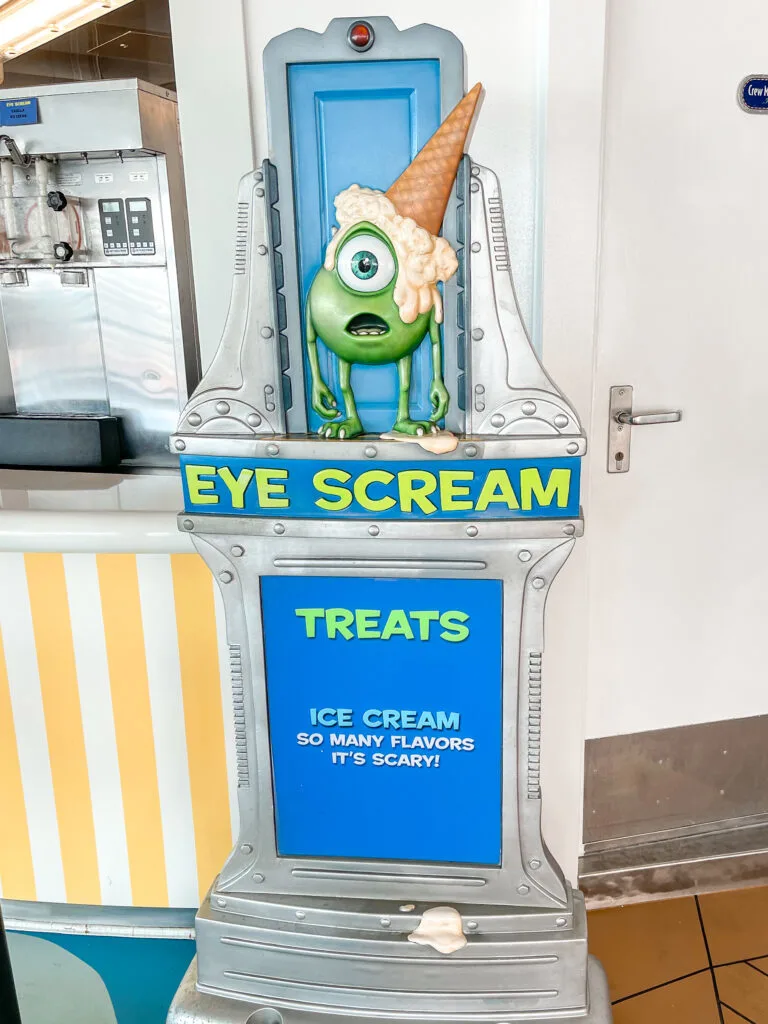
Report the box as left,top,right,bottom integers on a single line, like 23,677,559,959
96,266,184,465
0,79,198,469
2,268,107,414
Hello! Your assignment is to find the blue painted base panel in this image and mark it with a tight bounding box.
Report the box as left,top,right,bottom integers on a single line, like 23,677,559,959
8,929,195,1024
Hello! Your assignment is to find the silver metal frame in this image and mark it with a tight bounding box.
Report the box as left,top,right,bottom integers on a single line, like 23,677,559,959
184,519,573,910
176,163,283,438
174,952,611,1024
465,165,581,437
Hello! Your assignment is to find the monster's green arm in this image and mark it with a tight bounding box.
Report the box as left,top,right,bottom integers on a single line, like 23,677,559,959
305,302,338,420
428,309,450,422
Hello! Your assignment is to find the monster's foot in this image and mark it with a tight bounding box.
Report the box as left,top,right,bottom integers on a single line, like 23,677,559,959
317,417,364,439
391,418,439,438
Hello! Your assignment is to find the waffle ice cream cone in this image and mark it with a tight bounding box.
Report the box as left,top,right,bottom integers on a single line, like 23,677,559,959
386,82,483,237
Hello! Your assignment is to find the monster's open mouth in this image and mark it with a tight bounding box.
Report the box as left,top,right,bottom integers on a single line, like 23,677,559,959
346,313,389,337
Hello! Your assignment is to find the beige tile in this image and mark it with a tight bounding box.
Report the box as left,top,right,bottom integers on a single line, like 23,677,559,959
612,973,720,1024
699,885,768,964
716,962,768,1023
588,896,709,1001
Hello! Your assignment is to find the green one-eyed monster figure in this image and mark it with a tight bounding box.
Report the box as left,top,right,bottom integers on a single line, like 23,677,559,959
305,83,483,441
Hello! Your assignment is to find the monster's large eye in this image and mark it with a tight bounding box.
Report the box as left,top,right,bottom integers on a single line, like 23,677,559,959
336,233,396,293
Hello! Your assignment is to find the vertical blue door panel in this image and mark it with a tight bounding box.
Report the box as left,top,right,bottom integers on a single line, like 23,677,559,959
288,60,441,432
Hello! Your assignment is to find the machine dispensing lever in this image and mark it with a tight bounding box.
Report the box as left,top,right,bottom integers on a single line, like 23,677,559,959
616,409,682,426
608,385,682,473
0,134,30,167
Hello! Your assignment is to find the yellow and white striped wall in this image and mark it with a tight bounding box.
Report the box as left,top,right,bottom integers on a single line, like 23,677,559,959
0,547,237,908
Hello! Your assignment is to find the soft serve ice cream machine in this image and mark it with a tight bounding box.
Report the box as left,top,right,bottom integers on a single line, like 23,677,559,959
0,79,197,469
169,18,611,1024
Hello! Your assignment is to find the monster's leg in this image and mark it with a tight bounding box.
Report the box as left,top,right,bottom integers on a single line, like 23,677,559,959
396,353,412,423
392,354,437,437
338,360,364,438
306,302,338,422
318,358,364,439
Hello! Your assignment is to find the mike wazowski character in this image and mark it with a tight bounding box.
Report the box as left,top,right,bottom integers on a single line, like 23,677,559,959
304,83,483,440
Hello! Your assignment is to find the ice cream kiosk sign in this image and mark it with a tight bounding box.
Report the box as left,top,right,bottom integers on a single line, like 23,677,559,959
169,17,610,1024
180,455,580,519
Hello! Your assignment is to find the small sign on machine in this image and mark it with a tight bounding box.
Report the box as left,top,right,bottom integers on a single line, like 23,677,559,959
0,97,39,125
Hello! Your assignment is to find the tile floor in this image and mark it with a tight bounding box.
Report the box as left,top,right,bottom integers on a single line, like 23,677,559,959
588,884,768,1022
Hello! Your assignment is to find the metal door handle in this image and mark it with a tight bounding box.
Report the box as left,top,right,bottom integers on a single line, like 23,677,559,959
616,410,682,426
608,385,682,473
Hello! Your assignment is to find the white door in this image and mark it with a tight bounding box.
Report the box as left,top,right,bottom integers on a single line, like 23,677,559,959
584,1,768,742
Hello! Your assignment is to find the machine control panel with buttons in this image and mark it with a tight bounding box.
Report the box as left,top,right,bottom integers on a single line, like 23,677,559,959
126,197,155,255
98,198,128,255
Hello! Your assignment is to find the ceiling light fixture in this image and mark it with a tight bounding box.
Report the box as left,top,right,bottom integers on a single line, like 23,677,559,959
0,0,135,62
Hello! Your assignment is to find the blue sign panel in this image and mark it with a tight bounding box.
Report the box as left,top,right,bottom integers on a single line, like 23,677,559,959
289,60,441,431
0,97,39,125
261,575,503,864
739,76,768,111
180,455,580,520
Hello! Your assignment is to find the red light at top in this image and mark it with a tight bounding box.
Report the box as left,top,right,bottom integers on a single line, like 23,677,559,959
348,21,374,51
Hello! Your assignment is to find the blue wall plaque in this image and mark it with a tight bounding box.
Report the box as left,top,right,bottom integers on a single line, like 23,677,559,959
261,575,503,864
739,76,768,112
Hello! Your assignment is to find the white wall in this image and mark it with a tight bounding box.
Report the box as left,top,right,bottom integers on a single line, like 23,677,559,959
168,0,601,878
537,0,606,872
168,0,256,364
580,0,768,741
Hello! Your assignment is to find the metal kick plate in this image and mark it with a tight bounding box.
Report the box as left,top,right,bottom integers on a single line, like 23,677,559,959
607,385,632,473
